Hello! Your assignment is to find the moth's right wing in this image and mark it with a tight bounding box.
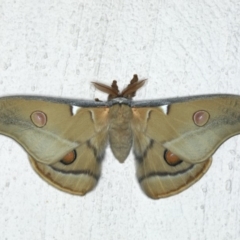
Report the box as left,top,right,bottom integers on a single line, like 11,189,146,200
131,106,212,199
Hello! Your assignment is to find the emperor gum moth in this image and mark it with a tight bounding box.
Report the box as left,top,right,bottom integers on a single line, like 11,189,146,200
0,75,239,199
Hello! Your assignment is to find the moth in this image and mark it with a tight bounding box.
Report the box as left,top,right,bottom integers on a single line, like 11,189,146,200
1,74,240,199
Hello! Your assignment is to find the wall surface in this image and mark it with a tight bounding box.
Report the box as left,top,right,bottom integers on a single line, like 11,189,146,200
1,1,240,239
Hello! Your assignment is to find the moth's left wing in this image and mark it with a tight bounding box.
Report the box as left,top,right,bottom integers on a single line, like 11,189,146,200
29,128,107,195
0,97,109,195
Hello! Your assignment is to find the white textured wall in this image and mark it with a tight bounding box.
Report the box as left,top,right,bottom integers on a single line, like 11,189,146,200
1,1,240,239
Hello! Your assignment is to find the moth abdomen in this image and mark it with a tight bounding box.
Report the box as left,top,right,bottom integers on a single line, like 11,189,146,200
109,104,133,162
109,127,133,163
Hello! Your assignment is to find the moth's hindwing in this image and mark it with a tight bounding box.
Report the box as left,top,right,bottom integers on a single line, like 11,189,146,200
132,106,212,199
29,105,109,195
29,128,108,195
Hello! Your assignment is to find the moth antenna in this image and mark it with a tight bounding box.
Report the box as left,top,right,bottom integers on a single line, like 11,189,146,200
92,82,119,97
111,80,120,93
108,80,120,100
129,74,139,85
121,75,147,99
93,75,146,100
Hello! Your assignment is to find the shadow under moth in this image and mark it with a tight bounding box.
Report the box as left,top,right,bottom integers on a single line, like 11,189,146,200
1,74,240,199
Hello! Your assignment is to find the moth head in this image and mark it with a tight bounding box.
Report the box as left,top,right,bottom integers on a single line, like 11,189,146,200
92,74,146,100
